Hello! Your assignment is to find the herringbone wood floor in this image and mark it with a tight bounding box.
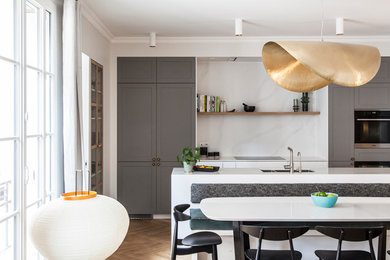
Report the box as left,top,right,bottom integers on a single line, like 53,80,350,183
107,220,192,260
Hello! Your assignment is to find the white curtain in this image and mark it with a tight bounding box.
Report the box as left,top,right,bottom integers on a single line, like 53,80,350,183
62,0,85,192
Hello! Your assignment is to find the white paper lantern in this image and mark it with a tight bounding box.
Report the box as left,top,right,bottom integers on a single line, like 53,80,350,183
29,193,129,260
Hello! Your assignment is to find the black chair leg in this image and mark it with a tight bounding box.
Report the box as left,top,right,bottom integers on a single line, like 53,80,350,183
212,245,218,260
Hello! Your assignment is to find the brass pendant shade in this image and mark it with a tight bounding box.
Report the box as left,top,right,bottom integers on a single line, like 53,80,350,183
262,41,381,92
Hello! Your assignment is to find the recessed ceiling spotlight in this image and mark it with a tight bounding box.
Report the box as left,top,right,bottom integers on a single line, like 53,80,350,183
149,32,156,47
235,18,243,36
336,17,344,35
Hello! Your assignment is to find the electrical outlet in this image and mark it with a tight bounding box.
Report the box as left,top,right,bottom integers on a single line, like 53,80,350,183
200,142,208,147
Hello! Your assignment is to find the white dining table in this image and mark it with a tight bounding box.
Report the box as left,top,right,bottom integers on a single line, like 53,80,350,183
200,197,390,260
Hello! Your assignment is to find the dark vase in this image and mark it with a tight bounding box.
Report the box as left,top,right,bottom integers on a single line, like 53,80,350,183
302,103,308,112
301,92,309,112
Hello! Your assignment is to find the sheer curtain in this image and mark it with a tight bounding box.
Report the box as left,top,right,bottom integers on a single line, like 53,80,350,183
62,0,85,192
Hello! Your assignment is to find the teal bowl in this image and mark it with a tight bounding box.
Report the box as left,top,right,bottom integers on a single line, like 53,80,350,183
311,193,338,208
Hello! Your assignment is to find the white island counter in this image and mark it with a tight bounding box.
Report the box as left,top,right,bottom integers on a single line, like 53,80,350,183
171,167,390,260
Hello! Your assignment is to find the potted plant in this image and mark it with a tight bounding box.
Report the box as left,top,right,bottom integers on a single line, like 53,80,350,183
177,147,200,173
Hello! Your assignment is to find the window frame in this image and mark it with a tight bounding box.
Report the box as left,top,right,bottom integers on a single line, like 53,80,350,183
0,0,58,259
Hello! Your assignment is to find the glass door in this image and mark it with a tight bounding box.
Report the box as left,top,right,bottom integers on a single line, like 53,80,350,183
90,60,103,193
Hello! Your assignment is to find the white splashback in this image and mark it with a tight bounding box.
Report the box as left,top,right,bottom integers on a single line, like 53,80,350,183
197,60,328,159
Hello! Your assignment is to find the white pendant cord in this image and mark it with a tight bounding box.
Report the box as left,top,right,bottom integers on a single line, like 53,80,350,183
320,0,325,41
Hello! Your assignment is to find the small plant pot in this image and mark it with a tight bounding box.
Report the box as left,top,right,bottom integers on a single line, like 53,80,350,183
183,162,194,173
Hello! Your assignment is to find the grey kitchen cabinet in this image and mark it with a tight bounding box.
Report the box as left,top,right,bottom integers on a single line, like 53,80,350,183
355,83,390,109
117,84,156,162
354,57,390,109
117,57,196,215
117,57,156,83
328,85,355,167
157,57,196,83
157,84,195,161
370,57,390,83
156,162,181,213
117,162,156,214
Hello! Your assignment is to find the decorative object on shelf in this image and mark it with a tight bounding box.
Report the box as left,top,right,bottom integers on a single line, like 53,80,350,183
220,98,227,112
177,147,200,173
301,92,309,112
262,41,380,93
243,103,256,112
214,152,220,160
29,170,129,260
197,94,221,112
293,99,299,112
227,109,235,112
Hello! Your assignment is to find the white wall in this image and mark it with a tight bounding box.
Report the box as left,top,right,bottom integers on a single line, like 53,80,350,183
81,15,111,195
197,60,328,158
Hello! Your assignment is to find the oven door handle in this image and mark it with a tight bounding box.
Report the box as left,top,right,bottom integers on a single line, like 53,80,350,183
356,118,390,121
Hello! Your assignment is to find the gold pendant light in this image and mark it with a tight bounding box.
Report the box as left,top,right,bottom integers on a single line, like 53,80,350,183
262,41,381,93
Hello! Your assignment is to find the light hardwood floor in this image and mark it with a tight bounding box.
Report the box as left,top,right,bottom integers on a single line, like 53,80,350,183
108,219,192,260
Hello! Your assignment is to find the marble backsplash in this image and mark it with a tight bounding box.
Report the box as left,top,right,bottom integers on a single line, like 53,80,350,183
196,60,328,159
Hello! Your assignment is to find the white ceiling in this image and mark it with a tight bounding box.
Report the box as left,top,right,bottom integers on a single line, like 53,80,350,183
82,0,390,38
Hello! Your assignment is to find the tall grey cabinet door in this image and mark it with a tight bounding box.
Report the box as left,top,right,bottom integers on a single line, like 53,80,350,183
117,84,156,161
157,58,195,83
328,85,355,167
156,162,180,213
117,162,156,214
156,84,195,161
117,57,156,83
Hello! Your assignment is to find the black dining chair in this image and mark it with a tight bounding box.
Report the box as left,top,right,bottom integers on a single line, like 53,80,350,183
240,225,310,260
171,204,222,260
315,226,384,260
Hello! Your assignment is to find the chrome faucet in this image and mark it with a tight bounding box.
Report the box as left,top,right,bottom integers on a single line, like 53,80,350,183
284,147,294,174
297,152,302,173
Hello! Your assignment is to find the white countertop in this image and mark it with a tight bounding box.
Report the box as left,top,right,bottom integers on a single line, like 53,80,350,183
200,197,390,222
173,167,390,175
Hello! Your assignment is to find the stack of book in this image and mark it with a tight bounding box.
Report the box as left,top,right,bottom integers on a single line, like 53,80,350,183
197,94,221,112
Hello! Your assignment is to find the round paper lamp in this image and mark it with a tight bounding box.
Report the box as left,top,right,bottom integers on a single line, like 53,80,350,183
29,192,129,260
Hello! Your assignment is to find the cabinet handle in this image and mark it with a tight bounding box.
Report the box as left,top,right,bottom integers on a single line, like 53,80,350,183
157,158,160,161
152,158,156,161
152,163,155,166
157,163,160,166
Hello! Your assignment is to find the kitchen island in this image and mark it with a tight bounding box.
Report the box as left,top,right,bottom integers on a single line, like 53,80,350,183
171,167,390,260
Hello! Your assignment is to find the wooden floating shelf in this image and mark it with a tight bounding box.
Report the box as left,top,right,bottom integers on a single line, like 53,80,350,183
197,112,320,115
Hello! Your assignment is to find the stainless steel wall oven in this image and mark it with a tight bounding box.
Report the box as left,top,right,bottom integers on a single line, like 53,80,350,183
355,110,390,148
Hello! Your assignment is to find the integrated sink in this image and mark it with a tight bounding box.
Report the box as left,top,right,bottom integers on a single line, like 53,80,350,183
234,156,285,161
261,169,314,173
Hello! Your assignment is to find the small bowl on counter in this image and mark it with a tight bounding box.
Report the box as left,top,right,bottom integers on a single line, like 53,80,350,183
311,192,338,208
243,103,256,112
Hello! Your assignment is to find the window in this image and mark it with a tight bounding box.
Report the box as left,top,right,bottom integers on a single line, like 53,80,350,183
0,0,57,259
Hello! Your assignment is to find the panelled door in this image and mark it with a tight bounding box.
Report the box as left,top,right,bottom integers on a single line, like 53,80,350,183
156,84,196,161
117,84,157,162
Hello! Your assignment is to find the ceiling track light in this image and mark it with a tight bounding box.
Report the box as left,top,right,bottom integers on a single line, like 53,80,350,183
235,18,243,36
149,32,156,47
336,17,344,35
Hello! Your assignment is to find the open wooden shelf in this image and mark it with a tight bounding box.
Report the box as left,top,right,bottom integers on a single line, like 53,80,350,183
197,112,320,115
